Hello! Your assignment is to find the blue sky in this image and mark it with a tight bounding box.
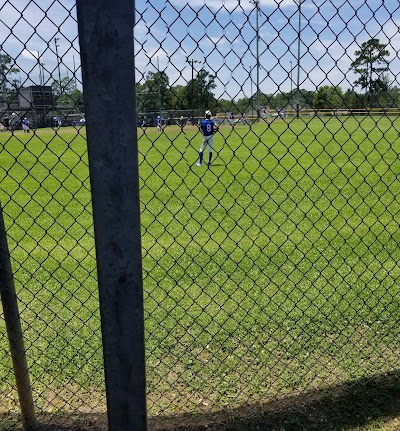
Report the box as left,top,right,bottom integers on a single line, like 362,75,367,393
1,0,399,101
135,0,400,100
0,0,79,87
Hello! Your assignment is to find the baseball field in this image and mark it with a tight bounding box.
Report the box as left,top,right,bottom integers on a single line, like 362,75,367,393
1,116,400,428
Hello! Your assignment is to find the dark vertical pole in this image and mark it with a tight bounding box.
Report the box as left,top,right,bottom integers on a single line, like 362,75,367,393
255,0,259,114
73,55,77,87
54,38,61,84
76,1,147,430
0,204,36,430
189,58,194,121
296,0,302,118
157,57,162,121
37,52,42,86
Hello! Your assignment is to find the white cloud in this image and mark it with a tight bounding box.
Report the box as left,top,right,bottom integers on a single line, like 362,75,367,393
208,35,229,46
3,0,400,96
20,49,40,60
168,0,307,12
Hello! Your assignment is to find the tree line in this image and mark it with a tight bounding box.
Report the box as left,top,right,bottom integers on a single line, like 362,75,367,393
0,52,84,113
0,38,398,117
136,38,398,116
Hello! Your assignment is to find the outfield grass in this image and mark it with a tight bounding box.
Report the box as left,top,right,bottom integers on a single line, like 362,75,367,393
1,117,400,421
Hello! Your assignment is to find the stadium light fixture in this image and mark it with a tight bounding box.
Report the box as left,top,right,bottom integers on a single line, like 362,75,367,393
54,37,61,84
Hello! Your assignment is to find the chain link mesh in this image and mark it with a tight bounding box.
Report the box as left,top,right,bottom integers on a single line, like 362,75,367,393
1,0,400,430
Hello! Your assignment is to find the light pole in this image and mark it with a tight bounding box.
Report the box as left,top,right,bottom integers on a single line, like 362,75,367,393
249,66,253,104
54,37,61,84
289,60,293,108
73,55,77,86
37,51,45,86
295,0,303,118
186,57,201,120
157,56,164,122
250,0,260,116
40,61,46,86
37,51,46,125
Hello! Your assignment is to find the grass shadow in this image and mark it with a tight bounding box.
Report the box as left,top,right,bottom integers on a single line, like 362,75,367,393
1,370,400,430
150,369,400,431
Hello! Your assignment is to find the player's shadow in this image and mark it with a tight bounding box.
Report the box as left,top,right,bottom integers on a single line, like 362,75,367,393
190,163,225,169
207,163,224,168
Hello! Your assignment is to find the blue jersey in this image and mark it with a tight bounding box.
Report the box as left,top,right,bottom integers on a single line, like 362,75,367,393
201,119,215,137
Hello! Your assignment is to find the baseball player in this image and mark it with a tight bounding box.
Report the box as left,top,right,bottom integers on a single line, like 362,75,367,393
22,117,30,133
195,110,218,167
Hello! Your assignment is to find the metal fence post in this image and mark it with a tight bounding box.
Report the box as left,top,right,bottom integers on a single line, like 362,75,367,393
76,1,147,430
0,204,36,430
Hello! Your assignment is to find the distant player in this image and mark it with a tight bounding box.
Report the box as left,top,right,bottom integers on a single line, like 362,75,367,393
241,113,247,124
156,115,162,132
180,115,184,131
195,110,218,167
22,117,30,133
3,117,10,131
229,112,235,129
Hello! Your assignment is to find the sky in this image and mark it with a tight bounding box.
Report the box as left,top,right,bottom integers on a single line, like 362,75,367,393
1,0,399,101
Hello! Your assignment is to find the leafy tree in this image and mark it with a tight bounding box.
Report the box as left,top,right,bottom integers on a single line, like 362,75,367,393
169,85,188,110
272,92,291,111
350,38,390,107
138,70,170,114
136,82,150,113
235,97,252,115
372,73,391,107
215,98,234,115
342,88,364,109
135,82,148,113
313,85,344,110
70,88,85,112
299,89,314,110
0,52,20,105
386,85,400,108
186,68,217,114
52,76,78,107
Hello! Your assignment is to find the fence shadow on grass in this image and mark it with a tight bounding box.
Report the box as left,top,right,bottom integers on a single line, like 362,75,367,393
150,369,400,431
1,370,400,430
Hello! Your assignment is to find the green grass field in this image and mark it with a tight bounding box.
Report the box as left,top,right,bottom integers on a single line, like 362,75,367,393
1,116,400,426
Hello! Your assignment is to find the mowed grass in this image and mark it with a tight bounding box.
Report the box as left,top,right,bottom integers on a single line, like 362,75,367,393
1,116,400,417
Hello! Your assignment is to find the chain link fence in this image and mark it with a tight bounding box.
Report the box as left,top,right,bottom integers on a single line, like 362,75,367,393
1,0,400,430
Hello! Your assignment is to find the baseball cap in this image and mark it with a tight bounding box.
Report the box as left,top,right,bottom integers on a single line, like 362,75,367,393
205,110,212,116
